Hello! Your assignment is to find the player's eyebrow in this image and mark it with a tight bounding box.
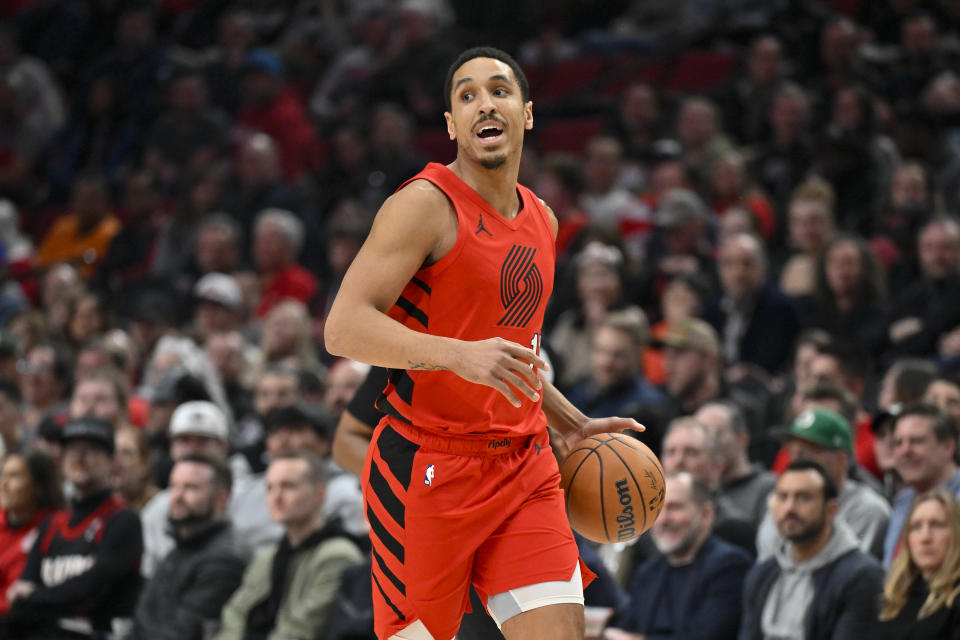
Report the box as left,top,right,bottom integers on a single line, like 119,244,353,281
454,74,512,91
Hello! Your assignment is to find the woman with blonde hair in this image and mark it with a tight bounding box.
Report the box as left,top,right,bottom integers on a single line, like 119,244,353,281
878,489,960,639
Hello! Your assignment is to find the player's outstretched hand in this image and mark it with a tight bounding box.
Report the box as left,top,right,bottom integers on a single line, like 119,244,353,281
564,416,645,450
451,337,548,407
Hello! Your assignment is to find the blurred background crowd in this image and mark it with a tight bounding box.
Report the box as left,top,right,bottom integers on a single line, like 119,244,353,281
0,0,960,638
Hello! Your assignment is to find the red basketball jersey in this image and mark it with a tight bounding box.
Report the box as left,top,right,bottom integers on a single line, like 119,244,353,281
377,163,556,440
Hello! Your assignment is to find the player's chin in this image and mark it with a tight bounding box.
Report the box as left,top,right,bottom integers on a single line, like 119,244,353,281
478,152,508,170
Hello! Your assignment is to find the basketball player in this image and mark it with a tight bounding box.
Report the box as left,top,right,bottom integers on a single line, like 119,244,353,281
325,47,643,640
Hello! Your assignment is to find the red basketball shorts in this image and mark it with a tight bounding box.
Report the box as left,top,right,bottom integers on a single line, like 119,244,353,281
362,418,595,640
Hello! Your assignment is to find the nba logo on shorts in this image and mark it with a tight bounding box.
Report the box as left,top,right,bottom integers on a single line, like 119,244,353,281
424,464,435,486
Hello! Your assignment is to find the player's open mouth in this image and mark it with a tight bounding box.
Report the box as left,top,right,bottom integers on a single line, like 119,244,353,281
475,124,504,144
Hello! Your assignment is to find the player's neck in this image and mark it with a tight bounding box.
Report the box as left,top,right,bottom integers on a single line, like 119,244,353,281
450,158,521,220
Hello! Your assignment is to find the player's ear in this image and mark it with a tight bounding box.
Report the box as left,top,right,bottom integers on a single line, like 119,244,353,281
524,101,534,131
444,111,456,141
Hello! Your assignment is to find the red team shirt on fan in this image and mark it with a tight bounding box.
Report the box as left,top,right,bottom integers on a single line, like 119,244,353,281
0,510,52,614
377,162,556,438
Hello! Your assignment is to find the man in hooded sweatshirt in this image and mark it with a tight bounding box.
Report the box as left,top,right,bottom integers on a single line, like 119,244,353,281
739,459,883,640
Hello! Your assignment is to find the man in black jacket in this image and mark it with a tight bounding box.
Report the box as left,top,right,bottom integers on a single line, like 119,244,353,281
705,232,803,375
605,472,751,640
888,216,960,359
132,454,246,640
739,459,883,640
6,417,143,640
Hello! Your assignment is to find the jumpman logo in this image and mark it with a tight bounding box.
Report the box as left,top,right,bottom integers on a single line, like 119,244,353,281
533,442,545,455
476,213,493,237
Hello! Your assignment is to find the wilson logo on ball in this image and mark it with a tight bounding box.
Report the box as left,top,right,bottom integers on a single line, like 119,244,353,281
615,478,636,541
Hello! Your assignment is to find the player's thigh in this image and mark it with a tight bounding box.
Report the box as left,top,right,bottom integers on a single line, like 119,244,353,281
500,603,585,640
472,443,580,598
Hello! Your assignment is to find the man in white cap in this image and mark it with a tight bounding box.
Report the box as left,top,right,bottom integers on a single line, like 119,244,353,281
193,272,244,341
140,400,282,577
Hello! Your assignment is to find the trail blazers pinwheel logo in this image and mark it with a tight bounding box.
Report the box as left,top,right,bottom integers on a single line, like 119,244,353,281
498,245,542,328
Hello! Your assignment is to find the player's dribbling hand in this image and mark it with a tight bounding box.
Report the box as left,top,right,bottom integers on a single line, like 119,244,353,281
451,337,548,407
564,416,645,450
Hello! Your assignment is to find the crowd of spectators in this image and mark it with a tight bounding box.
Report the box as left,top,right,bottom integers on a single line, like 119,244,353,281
0,0,959,638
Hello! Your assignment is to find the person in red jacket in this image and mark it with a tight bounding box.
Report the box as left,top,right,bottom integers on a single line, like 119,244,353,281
0,450,65,614
252,208,318,317
236,49,316,183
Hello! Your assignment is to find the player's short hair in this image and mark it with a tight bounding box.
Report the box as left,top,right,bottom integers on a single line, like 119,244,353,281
444,46,530,111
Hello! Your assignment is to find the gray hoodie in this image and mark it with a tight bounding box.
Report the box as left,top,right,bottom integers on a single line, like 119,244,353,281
760,520,860,640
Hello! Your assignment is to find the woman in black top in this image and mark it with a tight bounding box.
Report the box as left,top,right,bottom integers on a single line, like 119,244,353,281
878,488,960,640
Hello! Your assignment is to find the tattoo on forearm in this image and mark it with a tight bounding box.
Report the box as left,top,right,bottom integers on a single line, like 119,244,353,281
408,362,447,371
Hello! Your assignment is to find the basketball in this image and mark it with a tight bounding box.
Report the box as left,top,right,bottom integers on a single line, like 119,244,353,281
559,432,666,544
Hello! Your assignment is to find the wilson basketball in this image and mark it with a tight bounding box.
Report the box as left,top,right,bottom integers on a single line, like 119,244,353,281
559,432,666,544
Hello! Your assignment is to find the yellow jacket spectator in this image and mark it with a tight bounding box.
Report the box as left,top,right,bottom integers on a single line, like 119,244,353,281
37,174,120,278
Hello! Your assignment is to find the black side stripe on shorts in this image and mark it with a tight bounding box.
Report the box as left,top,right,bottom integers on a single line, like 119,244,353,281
373,572,406,621
368,505,404,563
372,547,406,596
376,425,419,490
369,460,405,528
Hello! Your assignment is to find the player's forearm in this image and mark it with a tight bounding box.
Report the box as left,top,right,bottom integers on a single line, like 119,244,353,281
540,378,588,439
325,302,461,372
